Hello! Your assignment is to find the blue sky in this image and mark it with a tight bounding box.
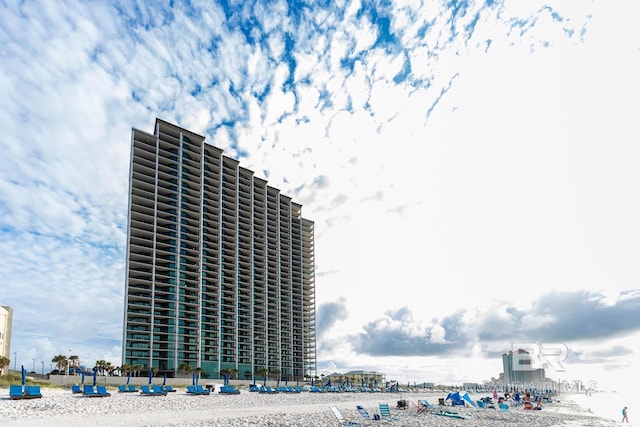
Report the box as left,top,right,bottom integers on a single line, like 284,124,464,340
1,0,639,389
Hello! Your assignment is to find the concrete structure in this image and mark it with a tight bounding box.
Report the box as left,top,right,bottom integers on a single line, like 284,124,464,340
123,119,316,382
0,305,12,373
502,349,546,389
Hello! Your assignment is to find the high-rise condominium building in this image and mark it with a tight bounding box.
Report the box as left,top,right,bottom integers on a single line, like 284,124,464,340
0,306,12,370
123,119,316,381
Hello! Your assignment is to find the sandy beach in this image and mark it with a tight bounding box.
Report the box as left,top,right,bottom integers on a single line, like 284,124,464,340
1,387,621,426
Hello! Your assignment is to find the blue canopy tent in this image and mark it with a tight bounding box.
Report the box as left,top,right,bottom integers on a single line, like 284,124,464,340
446,391,476,407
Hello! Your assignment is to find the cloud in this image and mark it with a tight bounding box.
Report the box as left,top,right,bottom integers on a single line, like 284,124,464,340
2,0,638,388
316,298,349,339
341,290,640,359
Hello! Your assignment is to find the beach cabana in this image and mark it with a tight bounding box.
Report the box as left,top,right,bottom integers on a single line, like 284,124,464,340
445,391,475,407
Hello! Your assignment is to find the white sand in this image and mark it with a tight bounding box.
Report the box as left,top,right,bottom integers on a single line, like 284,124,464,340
1,387,621,426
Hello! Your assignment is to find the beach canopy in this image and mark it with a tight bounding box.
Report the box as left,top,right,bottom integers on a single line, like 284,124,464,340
446,391,476,407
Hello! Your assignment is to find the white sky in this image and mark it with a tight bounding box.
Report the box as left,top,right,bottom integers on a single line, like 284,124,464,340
1,0,639,390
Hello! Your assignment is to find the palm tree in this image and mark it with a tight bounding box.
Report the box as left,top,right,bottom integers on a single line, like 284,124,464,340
219,368,231,380
270,368,281,383
94,360,111,376
52,355,67,374
133,364,143,377
120,363,132,377
256,367,268,384
69,355,79,375
0,355,10,375
178,362,192,378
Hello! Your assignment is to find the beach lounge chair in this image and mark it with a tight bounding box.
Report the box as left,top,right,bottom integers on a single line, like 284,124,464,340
186,385,209,395
140,385,165,396
329,407,362,426
24,385,43,398
195,385,211,395
499,403,509,412
219,385,241,395
118,385,127,393
413,400,428,414
127,384,137,392
152,385,168,395
162,385,176,392
83,385,103,397
71,384,82,394
378,402,399,421
356,405,372,420
96,385,111,397
10,385,25,400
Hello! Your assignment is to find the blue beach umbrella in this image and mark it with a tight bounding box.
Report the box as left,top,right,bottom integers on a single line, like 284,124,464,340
311,376,314,387
126,372,131,385
285,375,288,386
81,370,85,385
276,375,280,387
148,368,153,385
21,365,26,387
163,372,167,386
192,371,196,386
93,368,97,386
252,374,256,386
263,373,267,387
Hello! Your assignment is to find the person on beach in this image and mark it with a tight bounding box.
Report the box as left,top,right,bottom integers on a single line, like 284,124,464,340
622,406,629,423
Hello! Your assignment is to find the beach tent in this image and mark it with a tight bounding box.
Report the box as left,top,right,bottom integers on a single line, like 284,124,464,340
446,391,476,407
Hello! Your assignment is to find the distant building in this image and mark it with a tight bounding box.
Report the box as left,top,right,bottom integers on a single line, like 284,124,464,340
324,370,386,387
0,306,12,373
122,119,316,381
502,349,545,388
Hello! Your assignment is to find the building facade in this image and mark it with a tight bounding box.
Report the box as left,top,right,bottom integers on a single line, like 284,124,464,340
502,349,546,388
122,119,316,381
0,305,13,372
